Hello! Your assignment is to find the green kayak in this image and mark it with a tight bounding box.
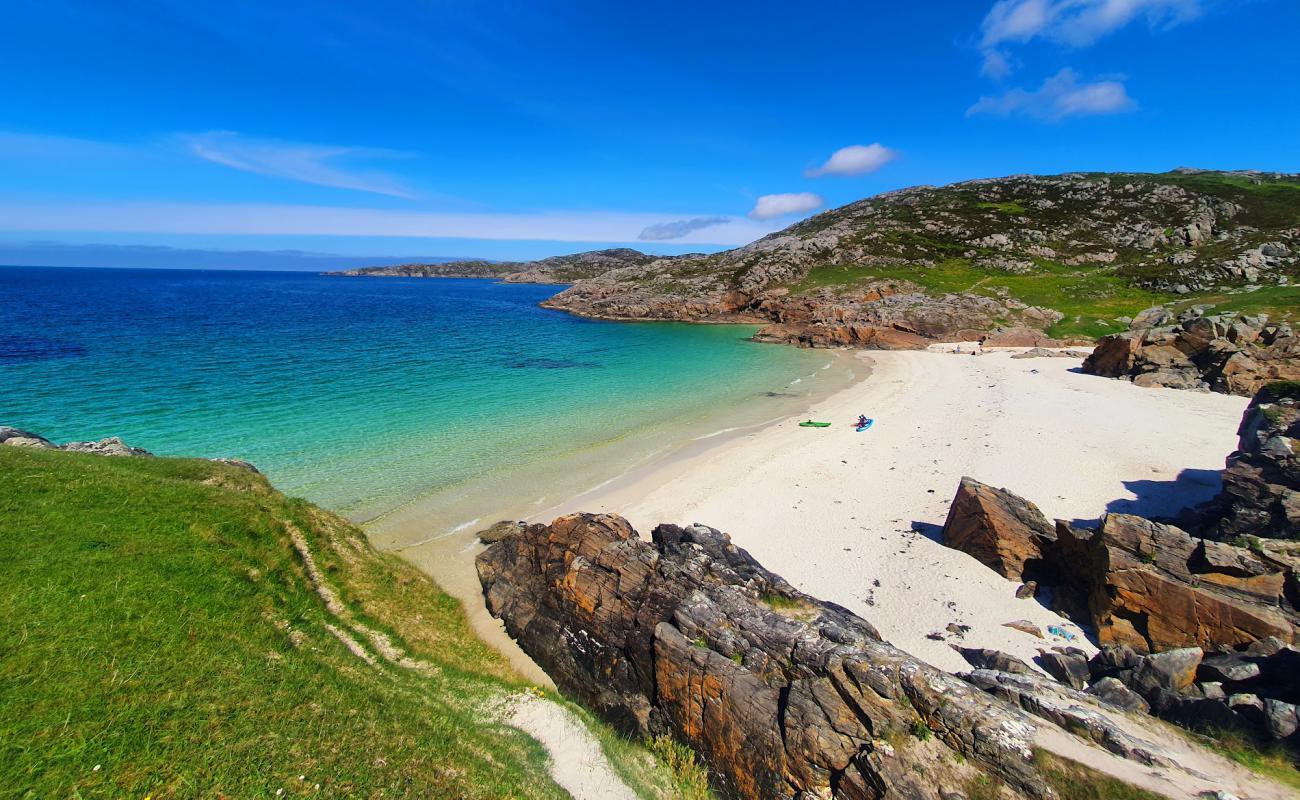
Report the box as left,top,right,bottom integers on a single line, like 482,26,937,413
798,421,832,428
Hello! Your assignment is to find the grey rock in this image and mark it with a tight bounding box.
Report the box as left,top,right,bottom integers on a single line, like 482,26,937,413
61,437,153,457
1262,699,1298,739
0,426,56,449
1038,649,1091,690
477,520,527,544
1085,677,1150,713
1130,648,1204,696
955,647,1037,675
1198,654,1261,683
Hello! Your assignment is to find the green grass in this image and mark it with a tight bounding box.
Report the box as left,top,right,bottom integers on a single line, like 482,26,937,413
759,592,801,611
1192,727,1300,791
0,447,695,799
1032,750,1166,800
790,258,1169,339
976,201,1028,215
1174,285,1300,324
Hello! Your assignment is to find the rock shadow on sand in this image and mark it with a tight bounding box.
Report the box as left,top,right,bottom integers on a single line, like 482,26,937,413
1067,468,1222,527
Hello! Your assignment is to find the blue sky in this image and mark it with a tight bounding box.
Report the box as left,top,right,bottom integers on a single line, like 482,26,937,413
2,0,1297,268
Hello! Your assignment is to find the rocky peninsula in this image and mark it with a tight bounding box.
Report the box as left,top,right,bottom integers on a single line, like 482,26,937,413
333,170,1299,356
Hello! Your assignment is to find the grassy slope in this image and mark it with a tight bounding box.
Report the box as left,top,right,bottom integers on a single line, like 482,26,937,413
786,173,1300,340
0,447,699,799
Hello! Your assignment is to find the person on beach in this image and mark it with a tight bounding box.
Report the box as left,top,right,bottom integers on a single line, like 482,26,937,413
856,414,869,428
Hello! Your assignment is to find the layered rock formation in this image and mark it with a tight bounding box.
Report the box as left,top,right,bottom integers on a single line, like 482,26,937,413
1212,383,1300,539
940,472,1300,748
940,478,1299,655
478,513,1064,799
1082,308,1300,395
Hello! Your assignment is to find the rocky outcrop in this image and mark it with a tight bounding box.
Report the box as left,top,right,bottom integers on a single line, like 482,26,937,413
1082,308,1300,396
940,478,1057,581
1,427,154,457
750,322,932,350
338,172,1300,351
0,426,56,449
1,426,260,471
1212,383,1300,539
960,640,1300,747
477,513,1070,799
61,436,154,457
941,481,1298,655
1069,514,1298,653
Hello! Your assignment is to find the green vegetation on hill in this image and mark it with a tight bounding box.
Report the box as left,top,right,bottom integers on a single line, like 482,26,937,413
791,258,1169,339
778,171,1300,338
0,447,698,799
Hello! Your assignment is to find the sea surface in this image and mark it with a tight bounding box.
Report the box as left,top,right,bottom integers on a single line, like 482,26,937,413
1,267,847,530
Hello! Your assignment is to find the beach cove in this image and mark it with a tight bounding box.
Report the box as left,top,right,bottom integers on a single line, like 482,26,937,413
388,343,1250,684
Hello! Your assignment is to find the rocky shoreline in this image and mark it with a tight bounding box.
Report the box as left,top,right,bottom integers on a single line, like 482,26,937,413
333,171,1300,358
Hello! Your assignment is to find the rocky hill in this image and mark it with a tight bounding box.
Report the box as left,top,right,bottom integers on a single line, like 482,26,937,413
330,247,659,284
540,170,1300,343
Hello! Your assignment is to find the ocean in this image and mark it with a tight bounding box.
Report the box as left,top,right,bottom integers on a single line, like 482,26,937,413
1,266,849,532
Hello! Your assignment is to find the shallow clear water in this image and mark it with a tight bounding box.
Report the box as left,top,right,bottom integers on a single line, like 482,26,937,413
1,267,835,523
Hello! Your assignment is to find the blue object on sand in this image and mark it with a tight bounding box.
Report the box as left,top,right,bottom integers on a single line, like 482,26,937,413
1047,624,1076,641
856,418,874,432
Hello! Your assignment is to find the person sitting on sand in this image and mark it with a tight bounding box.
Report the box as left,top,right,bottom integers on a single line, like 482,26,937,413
856,414,869,428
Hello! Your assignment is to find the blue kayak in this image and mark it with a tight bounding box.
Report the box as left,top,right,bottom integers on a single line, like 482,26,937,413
855,418,874,432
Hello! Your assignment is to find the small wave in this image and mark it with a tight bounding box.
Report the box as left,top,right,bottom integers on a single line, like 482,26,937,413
693,426,741,440
449,517,482,533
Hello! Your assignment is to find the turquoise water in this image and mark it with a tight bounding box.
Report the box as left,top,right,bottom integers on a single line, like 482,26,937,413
2,267,836,524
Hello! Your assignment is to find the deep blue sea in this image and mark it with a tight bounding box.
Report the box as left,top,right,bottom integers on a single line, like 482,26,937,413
1,267,836,525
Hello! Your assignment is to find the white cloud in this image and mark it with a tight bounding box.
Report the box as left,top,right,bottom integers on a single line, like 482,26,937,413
967,68,1136,120
980,48,1014,79
980,0,1200,48
748,193,823,221
0,201,780,246
183,131,417,199
805,144,898,178
637,216,731,241
977,0,1200,79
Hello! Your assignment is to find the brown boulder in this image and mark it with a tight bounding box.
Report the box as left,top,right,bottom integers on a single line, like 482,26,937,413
477,513,1059,799
1081,310,1300,396
940,477,1057,580
1070,514,1298,653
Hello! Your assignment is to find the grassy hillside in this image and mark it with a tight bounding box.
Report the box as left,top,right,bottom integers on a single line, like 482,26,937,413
780,171,1300,339
0,447,699,799
543,171,1300,340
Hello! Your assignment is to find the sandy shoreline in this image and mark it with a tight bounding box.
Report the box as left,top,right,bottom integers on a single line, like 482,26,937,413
537,345,1249,672
383,343,1249,680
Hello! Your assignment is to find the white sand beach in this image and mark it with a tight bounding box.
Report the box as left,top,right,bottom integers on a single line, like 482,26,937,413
541,346,1250,673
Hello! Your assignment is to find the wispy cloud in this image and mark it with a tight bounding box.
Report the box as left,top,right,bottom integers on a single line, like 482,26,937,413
748,193,823,221
967,68,1136,121
637,216,731,241
980,0,1200,48
182,131,418,199
977,0,1200,80
805,144,897,178
0,201,780,246
0,130,134,160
